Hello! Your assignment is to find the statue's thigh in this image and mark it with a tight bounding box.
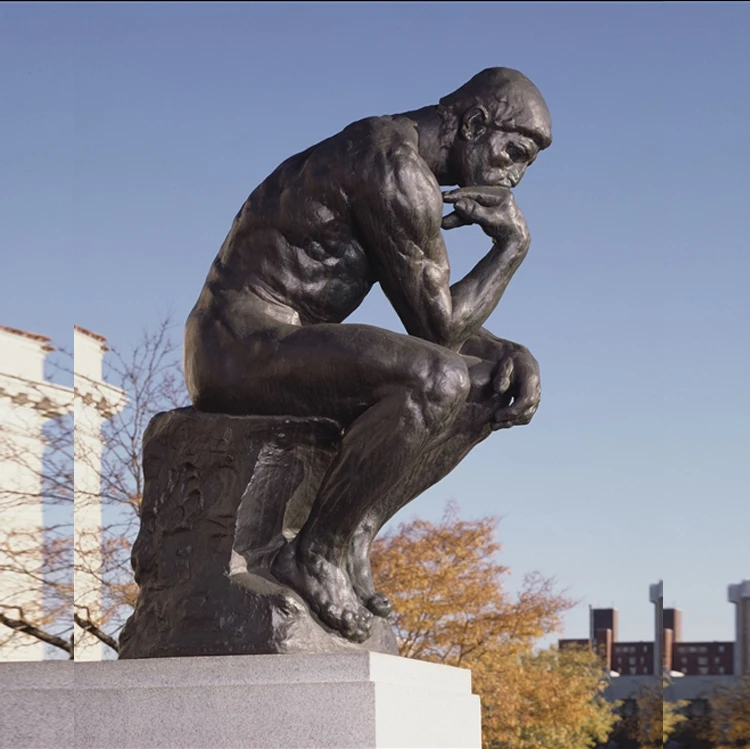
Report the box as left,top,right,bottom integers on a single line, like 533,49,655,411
253,322,463,419
186,305,466,419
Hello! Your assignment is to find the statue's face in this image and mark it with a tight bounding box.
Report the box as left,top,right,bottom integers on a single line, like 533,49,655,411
449,108,540,188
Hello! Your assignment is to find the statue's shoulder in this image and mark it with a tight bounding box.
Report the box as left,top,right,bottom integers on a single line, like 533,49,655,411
342,114,413,136
335,116,430,187
337,116,418,161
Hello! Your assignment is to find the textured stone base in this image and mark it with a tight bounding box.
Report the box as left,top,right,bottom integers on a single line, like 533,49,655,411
122,567,398,659
1,654,482,749
120,408,398,658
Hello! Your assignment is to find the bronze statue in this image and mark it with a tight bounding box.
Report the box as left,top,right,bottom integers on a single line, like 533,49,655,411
183,67,552,644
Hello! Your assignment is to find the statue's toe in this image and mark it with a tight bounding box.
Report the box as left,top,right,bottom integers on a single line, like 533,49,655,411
366,593,393,618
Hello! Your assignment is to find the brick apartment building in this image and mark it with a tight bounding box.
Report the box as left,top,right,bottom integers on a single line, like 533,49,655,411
559,579,750,702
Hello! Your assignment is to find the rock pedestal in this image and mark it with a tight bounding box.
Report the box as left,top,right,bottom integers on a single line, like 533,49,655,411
119,407,398,659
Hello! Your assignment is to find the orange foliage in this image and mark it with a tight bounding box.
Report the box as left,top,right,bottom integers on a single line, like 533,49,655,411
707,676,750,748
371,504,618,749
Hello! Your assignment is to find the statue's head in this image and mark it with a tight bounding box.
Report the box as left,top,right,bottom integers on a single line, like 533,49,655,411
439,68,552,188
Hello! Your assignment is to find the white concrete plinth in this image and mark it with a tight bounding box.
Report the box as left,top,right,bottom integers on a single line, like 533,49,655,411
2,660,74,748
2,652,482,749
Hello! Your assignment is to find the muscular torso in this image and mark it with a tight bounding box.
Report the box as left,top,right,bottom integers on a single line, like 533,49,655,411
194,116,438,333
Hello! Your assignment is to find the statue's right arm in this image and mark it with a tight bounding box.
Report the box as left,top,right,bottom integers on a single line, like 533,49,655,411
353,153,462,351
354,154,528,352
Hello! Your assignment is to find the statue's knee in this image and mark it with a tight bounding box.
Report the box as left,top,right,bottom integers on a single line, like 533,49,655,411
419,355,470,425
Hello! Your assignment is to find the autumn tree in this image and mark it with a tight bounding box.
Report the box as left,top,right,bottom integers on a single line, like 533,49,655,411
370,505,620,749
611,681,687,749
704,676,750,748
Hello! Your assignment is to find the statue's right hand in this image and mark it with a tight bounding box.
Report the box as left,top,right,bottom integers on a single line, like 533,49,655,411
442,186,530,245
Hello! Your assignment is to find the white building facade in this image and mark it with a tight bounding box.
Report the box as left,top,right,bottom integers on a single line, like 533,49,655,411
0,324,125,661
73,326,126,661
0,326,73,660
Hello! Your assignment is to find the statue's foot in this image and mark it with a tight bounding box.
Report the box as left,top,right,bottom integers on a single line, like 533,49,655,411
271,540,373,643
346,550,393,618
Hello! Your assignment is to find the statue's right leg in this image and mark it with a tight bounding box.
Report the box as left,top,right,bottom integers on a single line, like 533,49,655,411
346,426,490,617
346,357,509,615
184,310,472,642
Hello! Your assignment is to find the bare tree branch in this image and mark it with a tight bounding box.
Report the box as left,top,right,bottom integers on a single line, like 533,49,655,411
0,611,72,656
73,612,120,654
0,314,187,656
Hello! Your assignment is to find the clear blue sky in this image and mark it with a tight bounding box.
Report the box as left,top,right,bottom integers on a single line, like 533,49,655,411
2,2,748,645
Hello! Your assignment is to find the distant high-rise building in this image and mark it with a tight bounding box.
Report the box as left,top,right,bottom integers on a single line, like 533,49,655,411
728,580,750,677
